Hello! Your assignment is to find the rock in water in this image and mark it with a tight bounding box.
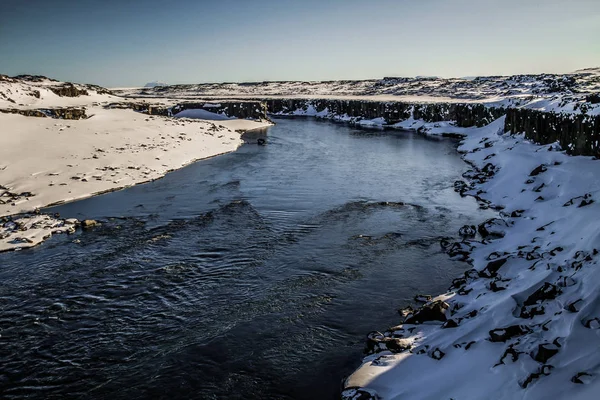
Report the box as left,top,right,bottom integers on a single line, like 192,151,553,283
81,219,99,229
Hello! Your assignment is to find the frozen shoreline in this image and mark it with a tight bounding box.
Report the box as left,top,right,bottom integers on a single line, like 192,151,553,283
343,117,600,400
0,77,272,251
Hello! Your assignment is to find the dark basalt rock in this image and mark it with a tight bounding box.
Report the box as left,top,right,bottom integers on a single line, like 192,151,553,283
519,283,561,318
0,107,88,120
442,319,458,329
529,164,548,176
521,365,553,388
341,387,381,400
571,372,593,384
479,257,508,278
365,332,411,354
523,283,561,306
490,278,510,292
583,318,600,329
510,209,525,218
534,343,560,364
453,180,469,196
478,218,507,239
414,294,432,303
566,299,584,312
497,345,522,365
404,300,449,324
49,83,89,97
489,325,531,342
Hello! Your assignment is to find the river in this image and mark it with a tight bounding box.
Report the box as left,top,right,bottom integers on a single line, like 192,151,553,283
0,117,493,399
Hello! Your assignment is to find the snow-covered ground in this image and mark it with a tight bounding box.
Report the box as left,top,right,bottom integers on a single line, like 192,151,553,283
115,68,600,116
343,117,600,400
0,75,271,251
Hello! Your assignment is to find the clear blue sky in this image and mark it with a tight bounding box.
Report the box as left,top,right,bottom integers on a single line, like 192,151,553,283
1,0,599,87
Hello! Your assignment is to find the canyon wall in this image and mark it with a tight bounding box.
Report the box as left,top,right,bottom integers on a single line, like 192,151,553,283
265,98,600,157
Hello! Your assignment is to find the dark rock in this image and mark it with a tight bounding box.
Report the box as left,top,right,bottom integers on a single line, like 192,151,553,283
341,387,381,400
478,218,507,239
479,257,508,278
521,365,553,388
523,283,561,306
405,300,449,324
414,294,432,303
566,299,584,312
534,343,559,363
583,318,600,329
430,348,445,360
365,332,411,354
571,372,593,384
442,319,458,329
49,83,89,97
489,325,531,342
490,278,510,292
497,345,521,365
510,209,525,218
529,164,548,176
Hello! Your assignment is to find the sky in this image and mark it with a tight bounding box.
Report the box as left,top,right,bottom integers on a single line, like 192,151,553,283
1,0,599,87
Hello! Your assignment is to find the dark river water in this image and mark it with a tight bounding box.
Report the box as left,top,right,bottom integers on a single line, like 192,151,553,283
0,118,493,400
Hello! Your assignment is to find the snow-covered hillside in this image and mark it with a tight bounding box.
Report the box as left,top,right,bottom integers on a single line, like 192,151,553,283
0,74,118,109
115,68,600,116
342,118,600,400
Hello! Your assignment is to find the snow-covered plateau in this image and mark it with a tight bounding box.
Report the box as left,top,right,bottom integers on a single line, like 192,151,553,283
116,67,600,116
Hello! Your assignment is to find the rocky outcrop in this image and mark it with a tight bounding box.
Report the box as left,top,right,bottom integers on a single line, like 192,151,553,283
49,83,89,97
267,98,600,157
266,99,505,127
105,101,268,120
505,108,600,157
0,107,88,120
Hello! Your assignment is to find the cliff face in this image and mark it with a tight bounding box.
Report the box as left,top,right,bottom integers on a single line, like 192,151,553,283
505,108,600,157
265,98,600,157
0,107,88,120
266,99,506,127
105,101,268,121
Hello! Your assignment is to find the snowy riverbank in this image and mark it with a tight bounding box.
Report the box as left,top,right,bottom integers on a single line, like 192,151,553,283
0,76,271,251
343,116,600,400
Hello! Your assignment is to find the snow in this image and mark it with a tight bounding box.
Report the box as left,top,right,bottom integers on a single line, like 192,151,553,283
114,68,600,116
343,116,600,400
0,76,272,251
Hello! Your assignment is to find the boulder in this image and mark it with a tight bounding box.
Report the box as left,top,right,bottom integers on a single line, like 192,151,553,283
405,300,449,324
489,325,531,342
81,219,99,229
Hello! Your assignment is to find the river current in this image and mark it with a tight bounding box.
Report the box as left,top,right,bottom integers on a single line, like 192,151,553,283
0,118,493,399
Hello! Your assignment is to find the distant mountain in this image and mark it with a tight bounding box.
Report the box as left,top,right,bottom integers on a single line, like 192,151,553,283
144,81,167,88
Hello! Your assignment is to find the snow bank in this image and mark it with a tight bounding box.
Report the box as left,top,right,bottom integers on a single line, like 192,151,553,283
343,117,600,399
